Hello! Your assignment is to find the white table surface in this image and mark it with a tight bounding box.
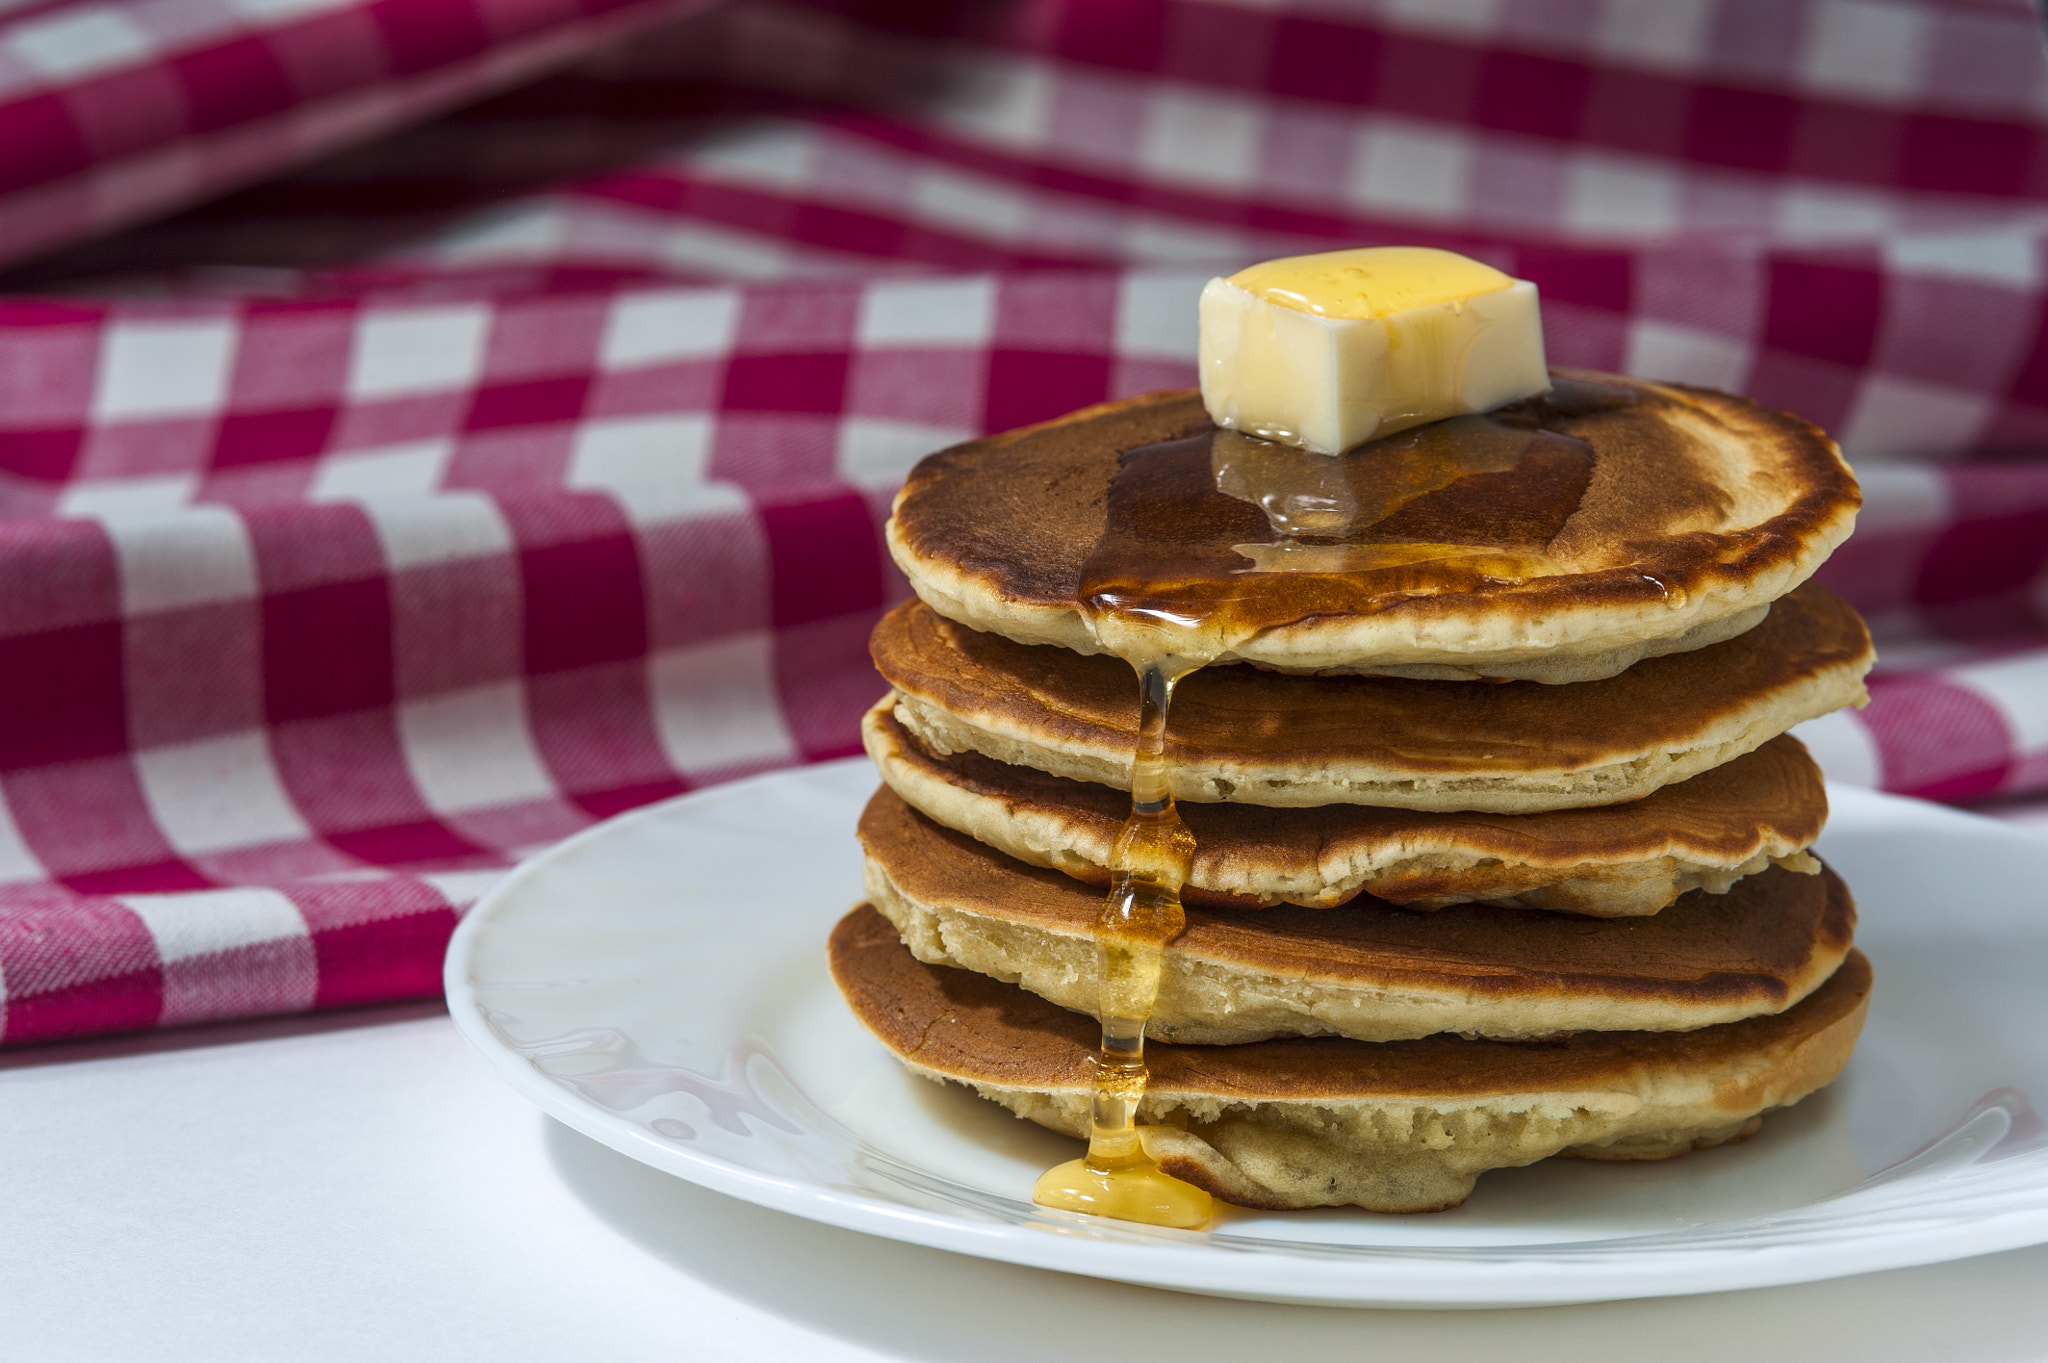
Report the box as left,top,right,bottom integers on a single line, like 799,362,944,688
4,1001,2047,1362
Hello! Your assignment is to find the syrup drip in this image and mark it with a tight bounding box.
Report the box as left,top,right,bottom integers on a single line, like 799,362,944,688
1029,377,1633,1229
1029,655,1213,1229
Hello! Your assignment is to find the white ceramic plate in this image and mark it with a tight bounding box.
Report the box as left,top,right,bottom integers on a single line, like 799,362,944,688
446,759,2048,1308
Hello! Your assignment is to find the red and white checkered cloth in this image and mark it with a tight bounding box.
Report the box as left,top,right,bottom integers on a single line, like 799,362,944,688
0,0,719,270
3,0,2047,1046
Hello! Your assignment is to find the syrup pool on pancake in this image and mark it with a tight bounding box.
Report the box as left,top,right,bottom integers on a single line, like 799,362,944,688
1030,247,1587,1228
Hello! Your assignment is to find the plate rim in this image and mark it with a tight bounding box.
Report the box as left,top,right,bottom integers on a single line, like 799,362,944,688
443,760,2048,1307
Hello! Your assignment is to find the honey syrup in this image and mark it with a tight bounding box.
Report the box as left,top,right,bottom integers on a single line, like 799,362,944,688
1028,652,1212,1227
1029,377,1630,1229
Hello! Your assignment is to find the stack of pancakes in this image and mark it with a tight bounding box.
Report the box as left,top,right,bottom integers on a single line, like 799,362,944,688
831,372,1875,1214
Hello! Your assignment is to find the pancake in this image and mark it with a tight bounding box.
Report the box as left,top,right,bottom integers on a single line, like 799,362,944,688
865,697,1827,916
887,375,1860,681
858,788,1854,1044
832,907,1872,1212
873,580,1872,814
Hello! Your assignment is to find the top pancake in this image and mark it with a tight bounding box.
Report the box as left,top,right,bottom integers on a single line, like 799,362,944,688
888,374,1860,681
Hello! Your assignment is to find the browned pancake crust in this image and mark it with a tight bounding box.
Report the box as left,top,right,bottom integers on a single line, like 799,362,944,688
872,581,1870,779
887,378,1859,669
859,789,1854,1017
867,698,1827,913
831,903,1873,1102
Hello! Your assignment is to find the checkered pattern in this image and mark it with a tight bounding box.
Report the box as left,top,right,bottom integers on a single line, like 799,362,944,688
0,0,715,270
3,0,2048,1047
1806,461,2048,804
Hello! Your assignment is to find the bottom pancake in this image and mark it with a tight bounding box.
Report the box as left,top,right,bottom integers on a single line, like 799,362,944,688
831,905,1873,1214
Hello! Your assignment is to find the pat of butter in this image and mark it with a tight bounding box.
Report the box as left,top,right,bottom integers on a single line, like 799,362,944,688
1198,246,1549,454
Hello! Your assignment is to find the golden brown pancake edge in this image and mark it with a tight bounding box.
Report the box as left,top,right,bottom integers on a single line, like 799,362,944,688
864,696,1829,915
856,788,1856,1043
887,376,1861,677
830,908,1873,1212
871,581,1873,811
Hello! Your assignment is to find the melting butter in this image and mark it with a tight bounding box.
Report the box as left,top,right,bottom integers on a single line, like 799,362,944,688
1231,246,1514,318
1198,246,1550,454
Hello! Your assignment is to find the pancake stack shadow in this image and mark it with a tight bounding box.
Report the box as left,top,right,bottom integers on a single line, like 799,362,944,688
831,378,1875,1214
